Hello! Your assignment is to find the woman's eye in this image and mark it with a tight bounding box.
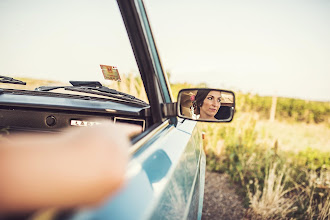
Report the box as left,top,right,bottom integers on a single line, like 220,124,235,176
207,97,213,100
218,99,221,102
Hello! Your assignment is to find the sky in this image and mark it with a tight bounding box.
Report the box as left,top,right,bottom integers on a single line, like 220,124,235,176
145,0,330,101
0,0,329,101
0,0,138,83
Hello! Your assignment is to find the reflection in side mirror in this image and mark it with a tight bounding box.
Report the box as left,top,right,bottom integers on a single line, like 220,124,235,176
177,88,235,122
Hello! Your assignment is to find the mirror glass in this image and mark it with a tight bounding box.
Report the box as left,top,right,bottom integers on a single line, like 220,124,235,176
177,88,235,122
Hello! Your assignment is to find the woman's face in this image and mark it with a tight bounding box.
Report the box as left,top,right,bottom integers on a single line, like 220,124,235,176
199,91,221,120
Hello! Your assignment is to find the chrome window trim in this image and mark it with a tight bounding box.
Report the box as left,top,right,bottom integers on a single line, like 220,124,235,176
134,0,172,103
129,119,171,155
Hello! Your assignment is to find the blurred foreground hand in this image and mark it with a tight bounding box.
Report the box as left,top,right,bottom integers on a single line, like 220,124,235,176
0,121,141,213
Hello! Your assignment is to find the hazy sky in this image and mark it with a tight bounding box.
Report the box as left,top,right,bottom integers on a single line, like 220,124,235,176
1,0,329,101
146,0,330,101
0,0,138,83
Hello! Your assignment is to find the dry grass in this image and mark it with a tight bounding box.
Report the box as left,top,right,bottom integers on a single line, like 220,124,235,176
246,163,297,220
0,75,149,103
202,112,329,219
0,77,64,90
303,168,330,220
318,194,330,220
255,119,330,153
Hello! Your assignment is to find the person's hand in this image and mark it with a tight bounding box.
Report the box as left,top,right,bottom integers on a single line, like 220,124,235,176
0,121,141,212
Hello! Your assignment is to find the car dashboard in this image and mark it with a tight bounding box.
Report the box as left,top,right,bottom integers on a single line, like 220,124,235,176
0,89,151,134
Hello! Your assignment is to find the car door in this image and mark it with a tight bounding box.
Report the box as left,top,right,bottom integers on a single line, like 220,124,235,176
66,0,205,219
74,120,204,220
117,0,205,218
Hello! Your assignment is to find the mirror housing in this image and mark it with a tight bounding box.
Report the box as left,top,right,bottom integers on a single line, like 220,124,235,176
177,88,235,122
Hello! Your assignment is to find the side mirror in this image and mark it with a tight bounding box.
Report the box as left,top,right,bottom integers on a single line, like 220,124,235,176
177,88,235,122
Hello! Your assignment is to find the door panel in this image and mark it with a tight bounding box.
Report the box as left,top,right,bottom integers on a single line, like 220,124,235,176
148,120,203,220
69,120,203,220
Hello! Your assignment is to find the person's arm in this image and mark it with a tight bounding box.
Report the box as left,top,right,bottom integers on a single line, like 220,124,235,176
0,121,140,213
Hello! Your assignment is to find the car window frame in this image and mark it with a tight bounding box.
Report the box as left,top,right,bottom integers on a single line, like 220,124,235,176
117,0,173,125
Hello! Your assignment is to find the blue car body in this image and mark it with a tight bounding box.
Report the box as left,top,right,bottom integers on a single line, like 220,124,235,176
71,119,205,220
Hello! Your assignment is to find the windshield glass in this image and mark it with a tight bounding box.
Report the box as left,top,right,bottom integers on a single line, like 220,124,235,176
0,0,148,103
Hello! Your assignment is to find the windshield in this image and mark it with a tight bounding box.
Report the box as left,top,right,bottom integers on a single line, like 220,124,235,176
0,0,148,103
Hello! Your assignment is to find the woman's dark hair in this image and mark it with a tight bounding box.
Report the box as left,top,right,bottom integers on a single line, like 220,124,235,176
193,89,211,114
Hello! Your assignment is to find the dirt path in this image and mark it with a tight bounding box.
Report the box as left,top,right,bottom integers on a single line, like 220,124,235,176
202,170,246,220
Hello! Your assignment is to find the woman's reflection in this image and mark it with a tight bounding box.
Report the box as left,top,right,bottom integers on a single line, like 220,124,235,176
192,90,221,120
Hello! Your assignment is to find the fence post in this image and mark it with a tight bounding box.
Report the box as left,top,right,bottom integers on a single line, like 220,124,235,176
270,95,277,122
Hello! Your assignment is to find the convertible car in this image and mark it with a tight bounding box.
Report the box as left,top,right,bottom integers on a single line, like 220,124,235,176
0,0,235,219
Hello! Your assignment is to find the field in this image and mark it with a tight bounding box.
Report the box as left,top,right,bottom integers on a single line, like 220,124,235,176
172,81,330,219
3,76,330,219
201,114,329,219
